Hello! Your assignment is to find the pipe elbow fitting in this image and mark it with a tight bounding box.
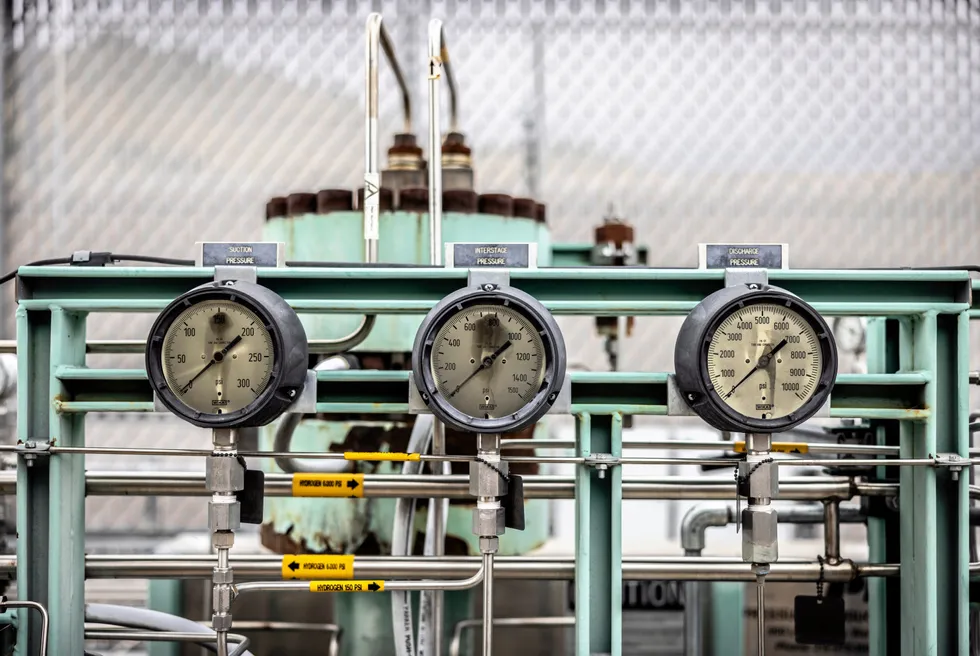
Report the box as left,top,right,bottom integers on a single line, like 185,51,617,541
680,504,733,554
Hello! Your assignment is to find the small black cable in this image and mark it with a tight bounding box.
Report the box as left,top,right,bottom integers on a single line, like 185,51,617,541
111,254,194,266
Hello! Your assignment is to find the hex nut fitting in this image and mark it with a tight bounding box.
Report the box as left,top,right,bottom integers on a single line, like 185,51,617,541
207,456,245,494
212,531,236,549
741,505,779,563
469,458,508,498
209,500,241,533
212,567,234,584
472,505,506,538
211,613,234,632
739,458,778,500
479,536,499,554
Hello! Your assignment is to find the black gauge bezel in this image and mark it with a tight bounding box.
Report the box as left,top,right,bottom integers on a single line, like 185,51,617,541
412,285,567,434
146,280,309,429
673,283,838,433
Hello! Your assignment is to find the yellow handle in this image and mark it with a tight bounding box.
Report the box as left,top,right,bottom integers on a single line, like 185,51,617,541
733,441,808,455
282,555,355,580
344,452,421,462
310,580,385,593
292,473,364,498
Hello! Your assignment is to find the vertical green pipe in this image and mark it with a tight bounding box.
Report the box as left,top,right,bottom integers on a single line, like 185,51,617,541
574,413,592,655
708,582,744,656
15,307,51,656
46,308,87,656
864,318,889,656
956,311,970,654
147,580,183,656
933,311,970,653
900,313,938,655
575,413,619,655
609,413,623,656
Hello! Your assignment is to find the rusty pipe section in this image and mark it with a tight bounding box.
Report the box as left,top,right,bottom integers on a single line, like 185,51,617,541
0,471,894,501
365,12,411,263
0,555,901,583
427,18,459,266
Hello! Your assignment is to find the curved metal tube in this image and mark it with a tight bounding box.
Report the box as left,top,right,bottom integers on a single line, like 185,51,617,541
312,315,377,355
84,603,254,656
365,12,412,263
84,629,250,655
449,617,574,656
427,18,460,266
233,564,484,597
3,599,48,656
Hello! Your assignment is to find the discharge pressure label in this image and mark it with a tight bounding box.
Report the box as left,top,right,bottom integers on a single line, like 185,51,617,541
282,555,355,580
700,243,786,269
310,580,384,593
292,473,364,497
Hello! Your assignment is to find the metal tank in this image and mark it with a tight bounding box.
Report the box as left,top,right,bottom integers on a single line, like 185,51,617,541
257,191,554,656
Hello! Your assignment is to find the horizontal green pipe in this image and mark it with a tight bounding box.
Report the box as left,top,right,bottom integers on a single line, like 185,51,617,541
16,267,971,316
54,369,929,419
549,243,649,267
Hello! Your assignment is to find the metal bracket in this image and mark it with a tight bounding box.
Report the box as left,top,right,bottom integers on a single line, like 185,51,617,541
284,370,318,414
213,266,257,285
407,376,431,415
666,375,697,416
467,269,511,289
585,453,620,479
724,268,768,288
546,372,572,416
18,440,52,467
934,453,971,480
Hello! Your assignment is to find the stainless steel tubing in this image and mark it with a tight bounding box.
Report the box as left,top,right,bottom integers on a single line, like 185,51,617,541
84,630,250,650
8,471,885,500
482,552,494,656
203,622,341,656
233,564,484,599
365,12,411,263
449,617,574,656
77,556,896,583
824,500,841,564
756,579,766,656
428,19,448,266
3,599,49,656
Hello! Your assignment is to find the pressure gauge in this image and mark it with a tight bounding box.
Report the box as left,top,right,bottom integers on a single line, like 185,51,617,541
412,285,566,434
674,283,837,433
146,280,309,428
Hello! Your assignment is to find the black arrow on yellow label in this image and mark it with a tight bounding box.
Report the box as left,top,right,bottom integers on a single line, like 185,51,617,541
288,561,299,572
346,479,360,490
368,582,381,591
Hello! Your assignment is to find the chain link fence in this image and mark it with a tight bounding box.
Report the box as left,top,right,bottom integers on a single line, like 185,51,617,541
2,0,978,532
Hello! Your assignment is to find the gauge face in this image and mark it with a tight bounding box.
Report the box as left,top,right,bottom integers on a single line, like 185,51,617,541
146,280,309,429
705,303,822,421
161,300,275,416
413,286,567,434
673,284,838,433
429,304,547,419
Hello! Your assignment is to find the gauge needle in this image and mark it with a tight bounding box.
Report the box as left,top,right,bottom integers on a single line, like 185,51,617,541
181,335,243,394
447,340,512,399
724,338,788,400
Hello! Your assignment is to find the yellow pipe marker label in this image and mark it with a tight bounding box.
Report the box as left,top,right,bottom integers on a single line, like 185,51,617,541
282,555,355,580
733,442,808,455
292,473,364,498
310,580,385,593
344,451,420,462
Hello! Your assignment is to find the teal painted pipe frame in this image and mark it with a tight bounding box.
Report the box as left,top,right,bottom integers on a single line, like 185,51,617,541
12,265,976,656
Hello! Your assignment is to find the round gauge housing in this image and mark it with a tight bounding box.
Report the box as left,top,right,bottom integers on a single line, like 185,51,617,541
674,283,837,433
146,280,309,429
412,285,567,434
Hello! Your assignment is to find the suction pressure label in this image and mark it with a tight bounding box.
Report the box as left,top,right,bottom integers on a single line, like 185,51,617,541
310,580,384,593
282,555,355,580
198,242,281,267
292,473,365,498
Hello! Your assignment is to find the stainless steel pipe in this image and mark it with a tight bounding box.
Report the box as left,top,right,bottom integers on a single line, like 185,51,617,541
365,12,411,263
3,555,902,583
427,18,457,267
0,471,884,501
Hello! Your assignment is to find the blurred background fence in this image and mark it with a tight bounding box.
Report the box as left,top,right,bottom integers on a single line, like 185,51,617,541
0,0,977,608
